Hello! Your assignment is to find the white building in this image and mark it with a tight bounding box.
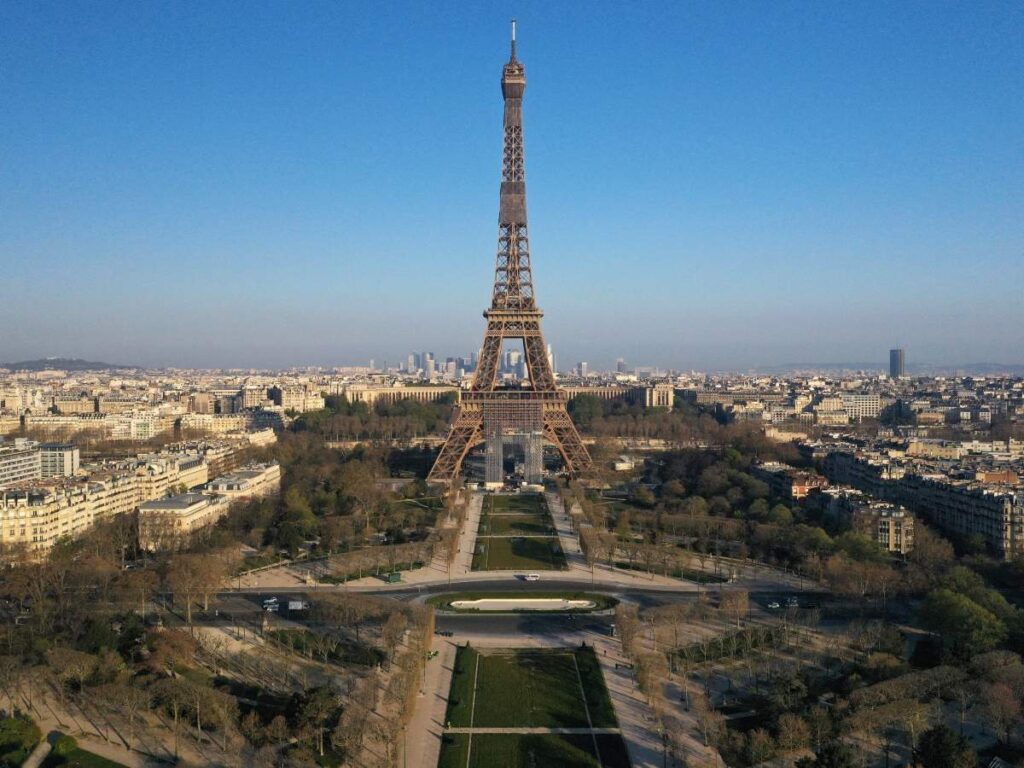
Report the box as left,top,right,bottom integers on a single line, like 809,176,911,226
138,493,231,551
204,463,281,501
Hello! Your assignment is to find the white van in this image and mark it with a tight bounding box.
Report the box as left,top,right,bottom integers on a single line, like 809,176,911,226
524,573,540,582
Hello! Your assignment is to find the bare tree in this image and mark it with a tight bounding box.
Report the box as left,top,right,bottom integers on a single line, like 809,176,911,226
719,589,749,629
981,682,1021,744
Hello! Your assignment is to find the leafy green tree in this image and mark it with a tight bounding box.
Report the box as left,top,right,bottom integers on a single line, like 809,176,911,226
834,532,888,563
662,479,686,498
683,497,708,517
919,588,1007,658
697,466,731,497
301,687,338,757
767,504,793,525
282,487,317,533
915,724,974,768
747,498,770,520
938,566,1016,620
568,395,604,428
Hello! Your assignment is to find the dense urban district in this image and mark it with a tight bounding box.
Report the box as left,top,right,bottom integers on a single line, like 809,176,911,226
0,360,1023,768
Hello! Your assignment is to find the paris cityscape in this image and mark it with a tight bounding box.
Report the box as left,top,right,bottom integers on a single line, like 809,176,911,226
2,5,1023,768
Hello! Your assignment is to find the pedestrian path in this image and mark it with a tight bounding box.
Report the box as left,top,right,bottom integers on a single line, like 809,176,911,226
404,638,459,768
445,726,622,734
453,492,482,575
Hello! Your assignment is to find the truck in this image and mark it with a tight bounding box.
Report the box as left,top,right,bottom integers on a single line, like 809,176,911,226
287,600,310,612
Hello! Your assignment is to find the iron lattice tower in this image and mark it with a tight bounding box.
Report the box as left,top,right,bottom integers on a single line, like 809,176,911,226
428,23,592,484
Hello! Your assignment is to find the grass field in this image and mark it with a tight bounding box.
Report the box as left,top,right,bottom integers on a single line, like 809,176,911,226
440,646,629,767
42,736,126,768
473,494,566,571
444,646,617,729
478,513,554,535
471,536,566,570
0,716,40,768
483,494,548,514
437,733,604,768
474,651,590,728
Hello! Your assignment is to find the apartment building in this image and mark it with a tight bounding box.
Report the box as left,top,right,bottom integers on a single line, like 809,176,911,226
899,473,1023,559
0,440,41,486
39,444,80,478
267,385,324,413
203,462,280,500
138,493,230,551
52,395,96,415
180,413,250,435
841,393,883,421
135,453,208,500
0,470,140,554
751,461,829,501
822,448,1024,559
854,505,914,555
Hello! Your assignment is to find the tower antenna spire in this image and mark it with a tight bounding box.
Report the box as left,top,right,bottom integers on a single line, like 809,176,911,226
510,18,517,60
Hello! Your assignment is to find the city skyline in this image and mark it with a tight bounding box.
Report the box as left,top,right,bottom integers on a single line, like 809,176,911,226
2,2,1022,369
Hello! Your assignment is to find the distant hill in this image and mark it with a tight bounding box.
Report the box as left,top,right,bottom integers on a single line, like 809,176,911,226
0,358,131,372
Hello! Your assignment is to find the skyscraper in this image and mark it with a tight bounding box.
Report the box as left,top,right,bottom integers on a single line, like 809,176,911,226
889,348,906,379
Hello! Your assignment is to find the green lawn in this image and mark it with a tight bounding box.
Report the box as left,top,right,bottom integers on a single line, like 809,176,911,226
0,716,41,768
474,651,590,728
436,733,470,768
471,536,566,570
440,647,629,767
575,646,618,728
593,734,633,768
473,733,601,767
438,733,604,768
484,494,548,515
478,513,554,535
445,647,617,729
43,737,126,768
444,645,480,727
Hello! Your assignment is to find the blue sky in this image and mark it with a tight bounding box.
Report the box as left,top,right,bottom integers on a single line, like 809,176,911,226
1,1,1021,370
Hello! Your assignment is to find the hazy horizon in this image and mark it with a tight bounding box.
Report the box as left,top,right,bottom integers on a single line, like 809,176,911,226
2,2,1022,369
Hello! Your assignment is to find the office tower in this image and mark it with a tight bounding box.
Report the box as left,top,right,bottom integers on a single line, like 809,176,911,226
890,348,906,378
616,358,627,373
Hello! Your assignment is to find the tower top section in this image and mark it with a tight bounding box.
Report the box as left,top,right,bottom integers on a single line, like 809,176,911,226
502,19,525,100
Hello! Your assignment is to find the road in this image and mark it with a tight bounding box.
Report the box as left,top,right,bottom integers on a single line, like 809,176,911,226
203,579,822,631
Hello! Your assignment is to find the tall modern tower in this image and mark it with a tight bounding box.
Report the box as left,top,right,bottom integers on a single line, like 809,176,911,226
428,23,592,484
889,348,906,378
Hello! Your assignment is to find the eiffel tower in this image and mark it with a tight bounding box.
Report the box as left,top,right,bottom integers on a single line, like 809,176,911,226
428,22,591,484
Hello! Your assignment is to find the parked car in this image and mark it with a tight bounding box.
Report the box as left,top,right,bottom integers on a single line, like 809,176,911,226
767,601,781,609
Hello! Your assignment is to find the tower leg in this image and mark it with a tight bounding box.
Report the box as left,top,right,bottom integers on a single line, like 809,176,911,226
543,408,591,475
428,411,483,484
